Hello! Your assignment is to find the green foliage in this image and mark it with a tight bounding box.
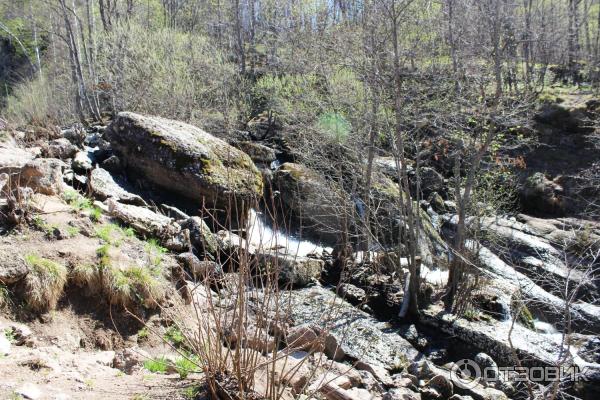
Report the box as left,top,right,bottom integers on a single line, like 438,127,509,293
253,73,322,123
89,207,102,222
317,112,351,143
95,223,133,246
181,386,201,399
5,76,71,126
144,238,167,266
96,244,111,268
66,226,80,237
164,326,185,348
175,356,200,379
137,326,149,341
4,328,15,343
143,357,168,374
107,264,166,308
62,190,93,211
95,23,238,127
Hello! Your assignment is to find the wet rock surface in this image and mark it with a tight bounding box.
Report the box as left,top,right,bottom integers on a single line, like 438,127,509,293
277,285,423,371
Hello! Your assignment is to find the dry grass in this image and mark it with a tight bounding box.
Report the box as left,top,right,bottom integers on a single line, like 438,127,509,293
23,254,68,312
70,244,167,310
106,264,167,309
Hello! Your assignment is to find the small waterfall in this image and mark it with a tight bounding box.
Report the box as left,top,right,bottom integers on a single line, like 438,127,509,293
245,209,327,257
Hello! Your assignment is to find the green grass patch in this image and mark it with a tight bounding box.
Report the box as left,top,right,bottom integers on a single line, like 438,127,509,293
145,238,167,266
164,326,185,348
143,357,168,373
175,356,200,379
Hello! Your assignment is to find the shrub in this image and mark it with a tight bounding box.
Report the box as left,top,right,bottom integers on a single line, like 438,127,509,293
5,76,74,126
23,254,67,312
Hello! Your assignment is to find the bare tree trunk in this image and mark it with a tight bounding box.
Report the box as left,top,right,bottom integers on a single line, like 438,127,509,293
389,0,419,318
568,0,581,82
523,0,533,89
233,0,246,74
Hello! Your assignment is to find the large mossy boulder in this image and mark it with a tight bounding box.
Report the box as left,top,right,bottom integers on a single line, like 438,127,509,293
105,112,263,211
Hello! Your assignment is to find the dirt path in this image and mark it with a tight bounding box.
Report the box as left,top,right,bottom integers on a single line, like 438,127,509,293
0,343,202,400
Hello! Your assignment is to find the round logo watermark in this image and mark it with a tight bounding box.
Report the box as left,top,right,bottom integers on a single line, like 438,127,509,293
450,359,481,389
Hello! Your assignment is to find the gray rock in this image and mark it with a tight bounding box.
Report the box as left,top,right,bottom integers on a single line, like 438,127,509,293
427,374,453,399
100,154,121,174
42,138,78,160
273,162,352,243
0,146,36,177
89,168,146,206
9,323,33,346
107,199,180,238
177,252,221,280
180,216,218,255
256,252,324,287
62,125,86,146
72,151,93,172
105,112,263,210
276,285,422,371
411,167,444,196
383,388,422,400
0,250,29,283
236,141,277,164
18,158,65,195
113,347,151,374
339,283,367,304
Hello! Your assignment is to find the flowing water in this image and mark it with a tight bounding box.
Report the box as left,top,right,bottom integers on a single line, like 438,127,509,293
245,208,329,257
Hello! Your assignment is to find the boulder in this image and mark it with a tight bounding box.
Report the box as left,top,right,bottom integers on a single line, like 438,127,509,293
256,251,324,287
89,168,146,206
107,199,180,238
236,141,277,164
0,249,29,283
339,283,367,304
519,172,565,215
62,125,86,146
179,216,218,255
101,154,121,174
176,252,221,280
72,151,94,172
18,158,65,195
410,167,444,197
273,162,352,243
41,138,78,160
426,374,453,399
105,112,263,210
0,146,36,176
